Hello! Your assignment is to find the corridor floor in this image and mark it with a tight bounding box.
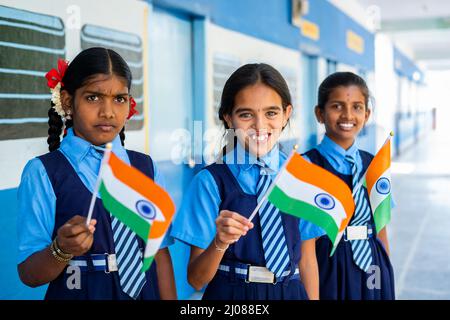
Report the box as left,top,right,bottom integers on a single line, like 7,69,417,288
390,127,450,299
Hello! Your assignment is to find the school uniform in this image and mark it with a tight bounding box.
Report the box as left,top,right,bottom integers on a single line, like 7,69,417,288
17,128,173,300
303,135,395,300
170,142,324,300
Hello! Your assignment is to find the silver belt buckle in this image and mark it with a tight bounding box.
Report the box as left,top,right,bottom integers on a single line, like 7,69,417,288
247,266,275,284
106,254,118,273
346,226,368,240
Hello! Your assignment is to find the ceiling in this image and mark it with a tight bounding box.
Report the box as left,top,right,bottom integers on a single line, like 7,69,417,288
356,0,450,70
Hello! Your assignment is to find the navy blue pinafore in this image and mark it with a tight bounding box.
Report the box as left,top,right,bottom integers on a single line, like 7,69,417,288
303,149,395,300
38,150,160,300
201,163,309,300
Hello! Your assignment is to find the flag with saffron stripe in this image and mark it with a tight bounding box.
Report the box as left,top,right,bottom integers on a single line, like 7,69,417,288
99,152,175,272
364,134,392,234
266,152,355,256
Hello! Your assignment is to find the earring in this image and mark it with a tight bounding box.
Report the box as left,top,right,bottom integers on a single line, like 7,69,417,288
65,109,72,120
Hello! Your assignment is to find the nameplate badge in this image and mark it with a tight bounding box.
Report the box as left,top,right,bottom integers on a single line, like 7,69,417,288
346,226,368,240
247,266,275,283
107,254,118,272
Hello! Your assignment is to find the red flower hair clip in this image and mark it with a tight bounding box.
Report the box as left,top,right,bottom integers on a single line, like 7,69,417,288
127,96,139,119
45,58,69,89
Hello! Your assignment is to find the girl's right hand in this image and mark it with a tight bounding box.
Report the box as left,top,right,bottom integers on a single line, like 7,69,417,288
215,210,254,246
56,215,97,256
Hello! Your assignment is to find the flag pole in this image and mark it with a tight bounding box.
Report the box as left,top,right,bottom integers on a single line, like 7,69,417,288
86,143,113,226
248,144,298,223
385,131,394,144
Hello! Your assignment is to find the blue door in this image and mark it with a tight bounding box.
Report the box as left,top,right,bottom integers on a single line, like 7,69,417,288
149,7,195,202
301,54,319,151
148,7,197,299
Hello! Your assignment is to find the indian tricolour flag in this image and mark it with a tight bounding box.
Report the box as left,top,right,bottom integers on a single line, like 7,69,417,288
267,152,355,255
99,151,175,272
364,133,392,234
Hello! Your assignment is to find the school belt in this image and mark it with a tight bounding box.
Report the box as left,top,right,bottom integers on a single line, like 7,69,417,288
218,261,300,284
68,253,118,273
344,225,373,241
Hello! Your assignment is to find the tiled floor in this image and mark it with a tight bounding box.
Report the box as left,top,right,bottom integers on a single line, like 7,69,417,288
390,127,450,299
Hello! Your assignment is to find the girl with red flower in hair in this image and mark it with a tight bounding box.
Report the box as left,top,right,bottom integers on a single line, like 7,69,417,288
16,47,176,300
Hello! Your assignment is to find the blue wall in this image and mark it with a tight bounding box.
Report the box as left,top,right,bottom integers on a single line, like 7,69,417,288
394,110,433,155
1,0,379,300
0,188,47,299
151,0,375,71
394,47,424,83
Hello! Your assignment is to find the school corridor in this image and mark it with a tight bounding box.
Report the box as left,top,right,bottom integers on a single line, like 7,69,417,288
390,123,450,299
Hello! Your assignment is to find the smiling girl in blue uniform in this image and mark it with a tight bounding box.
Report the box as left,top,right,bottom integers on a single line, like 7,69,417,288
17,47,176,300
303,72,395,300
170,63,324,300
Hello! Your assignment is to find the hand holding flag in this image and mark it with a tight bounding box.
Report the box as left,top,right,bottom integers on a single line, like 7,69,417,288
250,150,355,256
86,143,175,272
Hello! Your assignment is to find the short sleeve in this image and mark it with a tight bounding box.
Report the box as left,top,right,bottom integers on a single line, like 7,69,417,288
17,158,56,264
159,225,174,249
152,160,174,248
300,219,326,241
169,169,221,250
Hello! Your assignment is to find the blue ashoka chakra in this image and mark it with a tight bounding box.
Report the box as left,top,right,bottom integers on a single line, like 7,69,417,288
376,177,391,195
314,193,335,210
136,200,156,220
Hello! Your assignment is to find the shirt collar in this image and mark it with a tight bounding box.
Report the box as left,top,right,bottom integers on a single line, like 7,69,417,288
60,128,127,164
319,134,359,164
223,140,280,173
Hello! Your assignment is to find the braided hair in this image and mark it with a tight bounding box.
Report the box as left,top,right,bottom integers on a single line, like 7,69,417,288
47,47,132,151
119,127,125,147
47,104,63,152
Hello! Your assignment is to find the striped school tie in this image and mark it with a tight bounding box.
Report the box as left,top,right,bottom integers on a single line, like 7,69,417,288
256,162,290,279
93,146,146,298
345,154,373,272
111,208,147,299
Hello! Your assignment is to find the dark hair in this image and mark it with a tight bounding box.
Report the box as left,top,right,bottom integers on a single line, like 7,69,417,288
317,71,370,110
47,47,132,151
218,63,292,129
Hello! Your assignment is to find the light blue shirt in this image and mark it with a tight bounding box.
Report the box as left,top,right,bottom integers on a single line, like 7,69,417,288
307,134,363,176
170,142,325,250
17,128,173,264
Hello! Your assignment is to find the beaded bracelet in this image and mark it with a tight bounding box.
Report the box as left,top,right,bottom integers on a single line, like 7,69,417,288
214,235,229,252
50,238,73,262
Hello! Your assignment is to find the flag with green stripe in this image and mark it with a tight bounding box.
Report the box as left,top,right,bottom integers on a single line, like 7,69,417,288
100,152,175,272
267,152,355,256
365,134,393,233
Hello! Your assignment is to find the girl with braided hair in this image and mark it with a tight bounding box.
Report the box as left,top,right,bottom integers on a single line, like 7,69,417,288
16,47,176,300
